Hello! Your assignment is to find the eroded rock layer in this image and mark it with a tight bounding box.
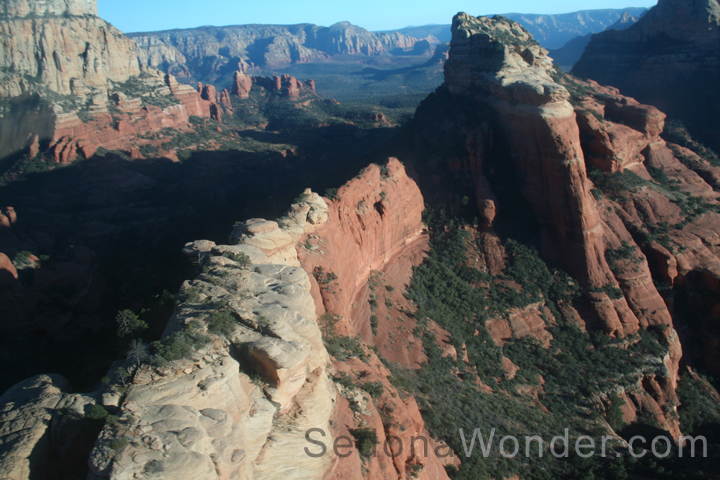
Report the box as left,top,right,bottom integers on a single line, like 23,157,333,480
0,0,215,162
406,11,720,440
130,21,427,77
573,0,720,148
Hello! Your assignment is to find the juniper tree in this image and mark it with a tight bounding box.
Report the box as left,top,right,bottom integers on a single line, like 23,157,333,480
115,310,148,337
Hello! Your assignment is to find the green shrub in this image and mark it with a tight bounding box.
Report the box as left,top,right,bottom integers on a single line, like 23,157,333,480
110,438,129,450
324,335,366,362
138,144,159,158
370,314,378,336
589,284,624,300
349,428,379,457
313,266,338,286
143,460,164,474
332,372,355,390
181,286,201,303
207,311,236,337
360,381,384,398
587,166,648,200
152,323,209,365
86,404,109,421
12,250,34,267
222,251,251,266
115,310,148,337
605,391,625,431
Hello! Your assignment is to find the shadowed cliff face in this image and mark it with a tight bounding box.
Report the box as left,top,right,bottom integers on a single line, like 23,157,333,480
573,0,720,149
443,13,667,338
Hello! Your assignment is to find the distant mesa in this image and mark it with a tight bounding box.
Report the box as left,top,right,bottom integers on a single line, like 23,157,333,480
128,21,437,81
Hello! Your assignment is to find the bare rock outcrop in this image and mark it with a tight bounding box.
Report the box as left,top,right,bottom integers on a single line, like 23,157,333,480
573,0,720,148
231,71,253,99
86,240,334,479
298,159,425,324
444,13,657,337
0,0,138,98
412,12,693,439
0,374,99,480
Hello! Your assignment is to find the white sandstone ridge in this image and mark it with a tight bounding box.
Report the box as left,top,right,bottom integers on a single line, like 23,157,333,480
228,189,330,266
0,375,96,480
0,190,334,480
445,13,573,119
83,189,334,480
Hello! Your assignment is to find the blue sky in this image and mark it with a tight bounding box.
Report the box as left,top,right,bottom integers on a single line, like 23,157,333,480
98,0,658,33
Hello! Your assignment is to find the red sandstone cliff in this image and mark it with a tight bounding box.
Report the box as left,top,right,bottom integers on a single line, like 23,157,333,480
294,159,452,480
407,12,713,440
47,71,212,164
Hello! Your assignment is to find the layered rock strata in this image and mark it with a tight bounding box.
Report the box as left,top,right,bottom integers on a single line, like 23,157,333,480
0,0,215,162
444,13,670,337
413,11,704,438
573,0,720,148
130,21,426,76
0,0,138,98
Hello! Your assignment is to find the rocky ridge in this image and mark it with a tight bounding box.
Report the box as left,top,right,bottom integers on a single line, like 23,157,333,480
408,11,720,443
1,193,335,480
573,0,720,148
129,22,431,80
0,161,452,480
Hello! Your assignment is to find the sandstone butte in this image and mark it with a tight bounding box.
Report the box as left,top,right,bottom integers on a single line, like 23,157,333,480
410,11,720,440
573,0,720,149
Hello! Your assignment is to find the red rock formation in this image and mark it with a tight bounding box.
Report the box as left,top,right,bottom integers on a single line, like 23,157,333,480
328,356,456,480
299,159,425,326
249,74,315,98
305,79,316,94
231,71,253,99
219,89,232,107
0,252,18,287
200,84,216,102
411,12,693,439
129,145,143,160
293,160,451,480
281,75,300,98
46,73,212,163
209,103,222,123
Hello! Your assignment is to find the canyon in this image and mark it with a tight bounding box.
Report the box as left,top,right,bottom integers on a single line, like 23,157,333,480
2,1,720,480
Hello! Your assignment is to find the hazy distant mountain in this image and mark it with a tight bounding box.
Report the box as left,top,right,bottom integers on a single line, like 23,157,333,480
385,7,648,50
129,22,431,84
380,24,452,42
548,11,641,68
503,7,647,48
574,0,720,149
